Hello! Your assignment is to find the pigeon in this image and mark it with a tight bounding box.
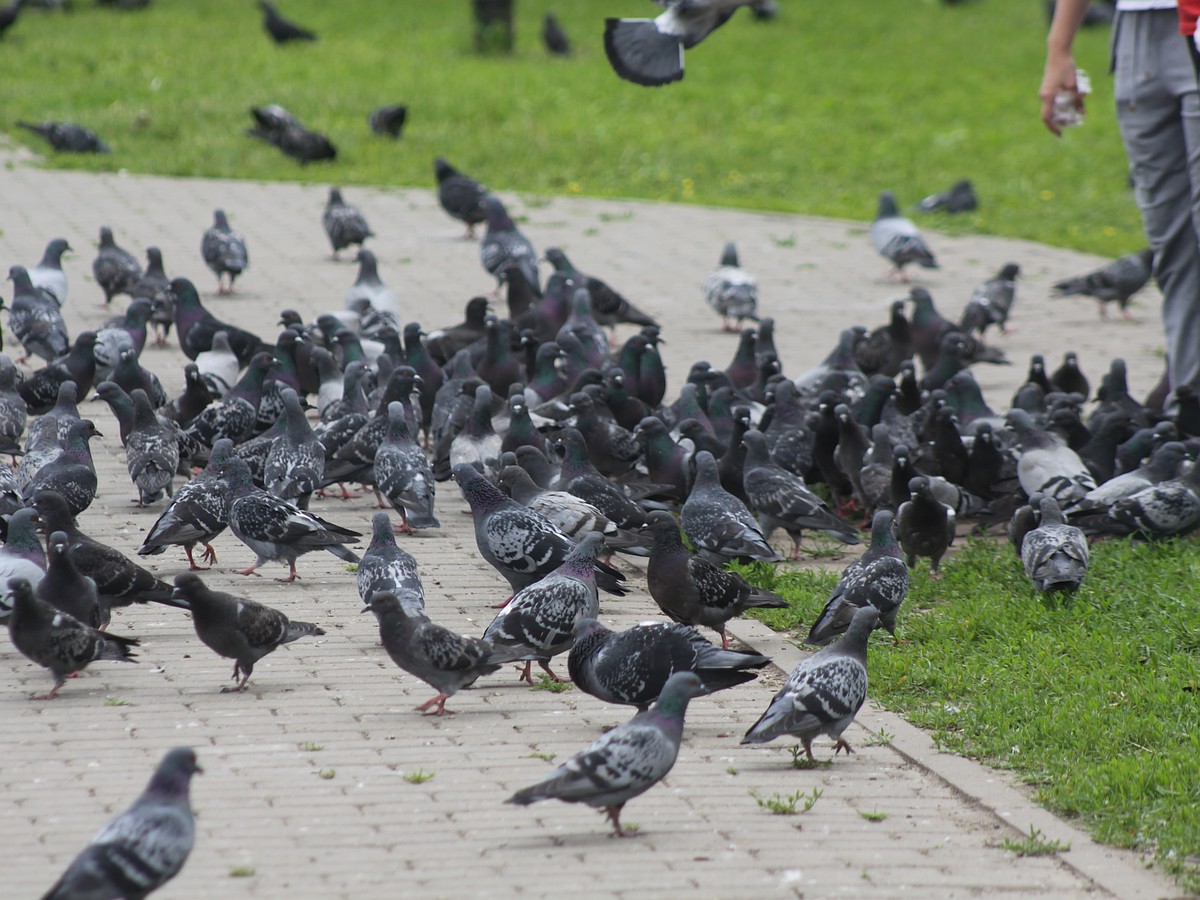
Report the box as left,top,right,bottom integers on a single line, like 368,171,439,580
543,11,571,54
247,106,336,163
168,277,271,364
226,458,361,581
201,209,249,294
125,388,181,506
20,418,102,515
172,572,325,691
27,237,71,306
195,331,240,398
682,450,782,564
31,490,188,613
497,464,639,551
917,178,978,213
368,103,408,138
323,187,374,259
543,247,658,331
0,0,23,38
38,530,102,629
182,351,275,452
703,242,759,332
344,248,400,321
16,120,110,153
425,297,491,366
374,401,439,532
895,476,956,576
434,157,489,238
741,430,861,555
450,383,503,478
644,510,787,649
569,618,767,710
870,191,938,279
94,298,152,382
92,226,143,305
1007,408,1097,509
1052,248,1153,320
1049,351,1090,399
1104,457,1200,538
18,330,97,414
807,510,909,645
960,263,1020,337
507,671,704,836
453,463,628,596
363,590,506,715
41,747,200,899
0,507,46,621
1021,497,1089,592
482,532,605,683
479,195,540,292
7,264,69,363
604,1,754,87
264,388,324,506
358,511,424,605
23,379,77,453
139,439,235,570
6,577,138,700
742,605,877,762
260,0,316,42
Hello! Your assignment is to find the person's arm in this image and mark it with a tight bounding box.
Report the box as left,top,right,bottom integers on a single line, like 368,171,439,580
1039,0,1095,136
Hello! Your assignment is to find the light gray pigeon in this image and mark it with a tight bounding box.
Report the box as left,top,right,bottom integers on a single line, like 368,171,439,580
604,1,755,87
323,187,374,259
507,671,704,836
42,747,200,900
450,383,503,479
344,248,400,319
702,241,759,331
125,389,181,506
0,508,46,621
1105,455,1200,538
363,589,506,715
870,191,938,279
375,400,439,532
358,511,424,605
497,464,638,550
201,209,249,294
682,450,781,564
742,605,877,762
479,195,540,293
172,572,326,691
1021,497,1089,592
569,617,767,710
1006,409,1096,510
1080,440,1187,508
28,237,71,306
195,331,239,399
1052,247,1152,320
808,509,908,645
482,532,604,683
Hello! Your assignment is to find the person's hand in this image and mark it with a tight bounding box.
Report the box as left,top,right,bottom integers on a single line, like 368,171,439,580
1040,51,1084,137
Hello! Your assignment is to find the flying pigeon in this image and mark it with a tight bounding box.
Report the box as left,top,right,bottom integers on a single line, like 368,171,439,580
139,439,235,570
368,103,408,138
682,450,781,564
569,618,767,710
870,191,938,279
703,242,760,332
17,120,110,153
358,511,424,605
960,263,1020,337
27,237,71,306
604,1,755,87
6,577,138,700
201,209,249,294
479,195,540,293
1052,248,1153,320
41,747,200,899
742,606,877,762
323,187,374,259
172,572,326,691
807,509,909,645
1021,497,1089,592
644,510,786,648
260,0,316,42
374,400,439,532
507,671,704,836
363,589,507,715
434,157,489,238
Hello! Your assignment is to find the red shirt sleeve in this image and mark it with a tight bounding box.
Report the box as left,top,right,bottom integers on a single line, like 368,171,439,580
1180,0,1200,36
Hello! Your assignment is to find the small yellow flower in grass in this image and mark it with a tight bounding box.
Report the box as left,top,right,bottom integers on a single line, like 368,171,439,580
1103,226,1117,237
681,177,695,199
1040,189,1054,201
567,181,582,194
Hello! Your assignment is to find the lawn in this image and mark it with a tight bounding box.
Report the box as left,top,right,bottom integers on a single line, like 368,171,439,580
741,538,1200,891
2,0,1138,256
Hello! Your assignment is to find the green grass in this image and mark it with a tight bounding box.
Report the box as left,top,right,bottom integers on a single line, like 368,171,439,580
2,0,1137,255
746,538,1200,889
402,768,435,784
1002,825,1070,857
751,787,823,815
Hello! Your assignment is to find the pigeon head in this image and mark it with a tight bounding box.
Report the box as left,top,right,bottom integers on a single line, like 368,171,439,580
643,510,683,542
452,463,507,512
145,747,203,799
496,465,536,501
7,265,32,289
222,458,256,496
171,572,210,606
434,157,457,182
740,429,770,464
167,277,202,309
42,238,71,265
6,577,36,611
875,191,900,219
32,490,78,533
145,246,165,274
327,187,346,207
368,511,398,549
719,242,740,267
361,589,422,620
277,310,303,329
868,510,897,549
213,209,231,229
999,263,1021,281
560,532,603,578
98,226,116,247
651,671,705,721
6,509,43,553
843,605,881,643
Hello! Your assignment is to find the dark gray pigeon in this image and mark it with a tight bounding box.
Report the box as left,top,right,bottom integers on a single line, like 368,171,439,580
604,0,754,87
92,226,143,305
19,331,98,414
7,264,69,364
870,191,938,279
807,509,909,645
543,247,658,331
264,388,324,507
358,511,424,605
702,241,759,331
1052,247,1152,320
453,463,627,596
960,263,1020,337
479,195,540,293
543,11,571,54
482,532,604,683
322,187,373,259
374,400,439,532
139,439,234,570
434,157,488,238
201,209,249,294
0,359,28,454
569,617,767,710
172,572,325,691
368,103,408,138
20,418,102,516
17,120,110,153
364,589,506,715
645,510,786,649
895,476,956,575
742,606,877,762
260,0,316,41
6,577,138,699
125,389,181,506
682,450,781,564
37,530,102,630
247,104,336,164
507,671,704,836
42,747,200,899
917,178,978,214
1021,497,1089,592
182,351,275,451
0,507,46,621
226,458,360,581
